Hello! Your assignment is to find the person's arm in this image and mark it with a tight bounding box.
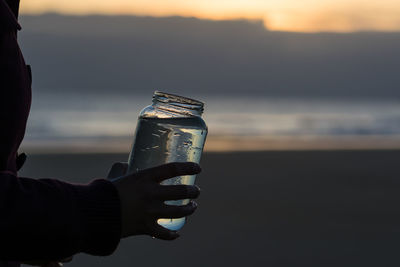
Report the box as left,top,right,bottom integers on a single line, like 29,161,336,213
0,162,201,262
0,172,121,261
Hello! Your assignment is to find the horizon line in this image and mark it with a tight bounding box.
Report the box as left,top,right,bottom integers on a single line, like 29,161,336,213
21,135,400,154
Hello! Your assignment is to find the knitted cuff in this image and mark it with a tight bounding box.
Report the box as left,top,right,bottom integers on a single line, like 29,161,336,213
73,179,122,256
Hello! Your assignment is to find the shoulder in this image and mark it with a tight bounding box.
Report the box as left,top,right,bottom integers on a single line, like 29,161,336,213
0,0,21,34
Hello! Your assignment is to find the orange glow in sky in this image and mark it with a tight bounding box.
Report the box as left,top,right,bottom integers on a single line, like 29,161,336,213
20,0,400,32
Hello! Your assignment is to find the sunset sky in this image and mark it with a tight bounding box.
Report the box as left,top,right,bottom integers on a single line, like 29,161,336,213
21,0,400,32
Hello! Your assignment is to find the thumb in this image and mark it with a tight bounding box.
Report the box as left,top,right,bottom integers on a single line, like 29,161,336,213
107,162,128,180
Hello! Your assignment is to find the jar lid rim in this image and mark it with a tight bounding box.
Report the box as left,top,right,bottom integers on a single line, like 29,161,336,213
154,91,204,107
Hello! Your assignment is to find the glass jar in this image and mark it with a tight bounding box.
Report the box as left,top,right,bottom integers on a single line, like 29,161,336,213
127,91,208,230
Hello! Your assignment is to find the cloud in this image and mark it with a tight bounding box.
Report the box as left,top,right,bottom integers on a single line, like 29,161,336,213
271,5,400,32
19,14,400,99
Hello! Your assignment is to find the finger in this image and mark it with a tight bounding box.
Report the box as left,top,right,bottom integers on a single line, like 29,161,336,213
138,162,201,183
149,224,180,240
107,162,129,179
154,185,200,200
148,201,198,218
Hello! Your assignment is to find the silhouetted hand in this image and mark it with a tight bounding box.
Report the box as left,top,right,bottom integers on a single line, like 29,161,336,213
108,162,201,240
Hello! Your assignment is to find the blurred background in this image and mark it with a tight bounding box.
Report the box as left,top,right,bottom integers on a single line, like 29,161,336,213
17,0,400,152
16,0,400,266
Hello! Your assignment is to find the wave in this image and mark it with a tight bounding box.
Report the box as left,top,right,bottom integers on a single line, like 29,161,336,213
21,92,400,152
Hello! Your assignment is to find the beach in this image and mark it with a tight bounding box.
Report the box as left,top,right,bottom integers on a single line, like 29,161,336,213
18,150,400,266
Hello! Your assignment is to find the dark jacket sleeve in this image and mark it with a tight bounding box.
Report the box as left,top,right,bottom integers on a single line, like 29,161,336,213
0,172,122,261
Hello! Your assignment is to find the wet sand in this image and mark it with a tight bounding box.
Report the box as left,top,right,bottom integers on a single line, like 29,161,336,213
19,151,400,267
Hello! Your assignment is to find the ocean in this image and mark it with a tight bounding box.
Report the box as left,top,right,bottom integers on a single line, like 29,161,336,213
21,91,400,153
